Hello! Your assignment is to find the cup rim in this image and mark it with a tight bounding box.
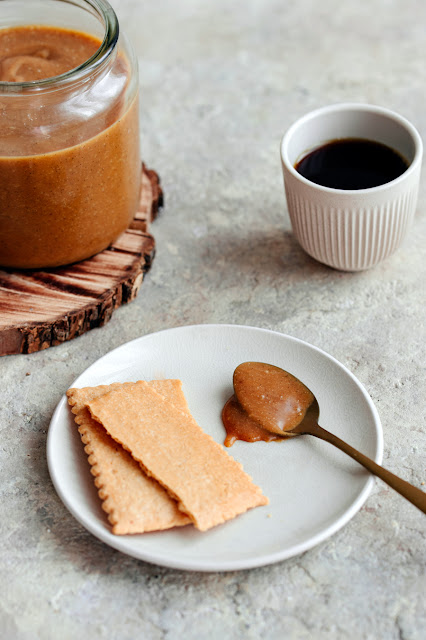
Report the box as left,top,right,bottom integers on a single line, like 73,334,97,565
280,102,423,195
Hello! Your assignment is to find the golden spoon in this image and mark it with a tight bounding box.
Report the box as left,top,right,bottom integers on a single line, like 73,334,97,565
233,362,426,514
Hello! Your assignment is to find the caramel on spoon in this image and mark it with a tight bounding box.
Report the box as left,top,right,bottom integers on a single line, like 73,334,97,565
230,362,426,515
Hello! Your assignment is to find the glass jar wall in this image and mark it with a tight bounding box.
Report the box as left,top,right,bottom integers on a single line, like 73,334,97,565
0,0,140,268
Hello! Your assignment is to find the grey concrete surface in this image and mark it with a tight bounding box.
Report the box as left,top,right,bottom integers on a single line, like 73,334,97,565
1,1,425,638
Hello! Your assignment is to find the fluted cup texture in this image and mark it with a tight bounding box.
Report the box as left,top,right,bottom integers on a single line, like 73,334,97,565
281,103,422,271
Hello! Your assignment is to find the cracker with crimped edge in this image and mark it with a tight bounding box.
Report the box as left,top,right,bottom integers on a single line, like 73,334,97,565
67,380,191,535
87,380,268,531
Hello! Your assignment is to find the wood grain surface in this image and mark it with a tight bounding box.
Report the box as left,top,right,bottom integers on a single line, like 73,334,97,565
0,165,163,356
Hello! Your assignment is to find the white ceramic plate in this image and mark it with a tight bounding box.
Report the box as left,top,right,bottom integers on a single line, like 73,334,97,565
47,324,383,572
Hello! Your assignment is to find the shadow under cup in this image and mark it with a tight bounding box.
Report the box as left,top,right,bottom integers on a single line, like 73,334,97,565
280,104,423,271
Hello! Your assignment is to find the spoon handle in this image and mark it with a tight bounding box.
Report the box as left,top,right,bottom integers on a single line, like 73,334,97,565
303,422,426,514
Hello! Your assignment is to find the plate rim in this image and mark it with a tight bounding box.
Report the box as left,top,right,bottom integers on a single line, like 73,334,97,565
47,323,383,572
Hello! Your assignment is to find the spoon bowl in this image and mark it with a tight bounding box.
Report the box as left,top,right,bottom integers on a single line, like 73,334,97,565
233,362,426,515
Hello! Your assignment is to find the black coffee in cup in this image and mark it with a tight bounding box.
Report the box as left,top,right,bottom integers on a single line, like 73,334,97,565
295,138,409,190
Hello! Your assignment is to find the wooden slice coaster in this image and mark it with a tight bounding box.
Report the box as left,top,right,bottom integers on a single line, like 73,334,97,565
0,164,163,356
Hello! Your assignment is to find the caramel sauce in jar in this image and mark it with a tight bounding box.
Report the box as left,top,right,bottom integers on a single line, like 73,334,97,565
0,12,141,268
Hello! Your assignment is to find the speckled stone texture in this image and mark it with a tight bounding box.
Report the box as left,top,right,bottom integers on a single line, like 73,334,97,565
1,1,425,638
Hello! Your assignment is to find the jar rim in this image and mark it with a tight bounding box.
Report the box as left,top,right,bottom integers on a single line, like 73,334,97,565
0,0,119,93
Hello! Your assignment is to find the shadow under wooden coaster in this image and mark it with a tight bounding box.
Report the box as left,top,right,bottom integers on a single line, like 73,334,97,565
0,164,163,356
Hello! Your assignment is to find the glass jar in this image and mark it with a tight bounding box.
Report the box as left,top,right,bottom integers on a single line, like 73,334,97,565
0,0,141,268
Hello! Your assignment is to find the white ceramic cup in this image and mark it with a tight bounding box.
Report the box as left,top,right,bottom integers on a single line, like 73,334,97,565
280,103,423,271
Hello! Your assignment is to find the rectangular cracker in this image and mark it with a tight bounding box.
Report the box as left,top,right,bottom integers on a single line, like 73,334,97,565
67,380,191,535
87,380,268,531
